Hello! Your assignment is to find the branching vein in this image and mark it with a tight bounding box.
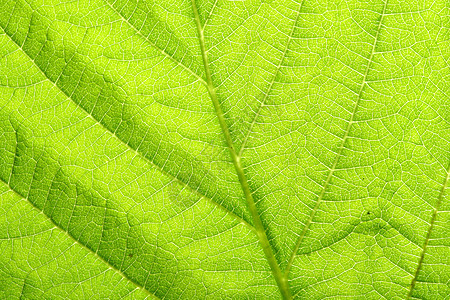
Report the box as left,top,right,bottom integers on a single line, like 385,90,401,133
285,0,389,277
103,0,207,86
407,161,450,299
191,0,292,298
0,177,160,300
239,0,306,156
1,29,254,236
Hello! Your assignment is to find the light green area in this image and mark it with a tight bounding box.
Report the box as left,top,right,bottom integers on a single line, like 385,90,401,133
0,0,448,299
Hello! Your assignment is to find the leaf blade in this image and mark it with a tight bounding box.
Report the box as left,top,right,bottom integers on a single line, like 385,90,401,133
0,0,449,298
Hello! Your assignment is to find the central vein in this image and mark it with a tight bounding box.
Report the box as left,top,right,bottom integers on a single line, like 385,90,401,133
190,0,292,298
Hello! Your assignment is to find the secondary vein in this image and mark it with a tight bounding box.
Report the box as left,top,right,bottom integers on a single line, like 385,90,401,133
103,0,207,86
1,29,254,235
0,177,160,300
407,161,450,299
190,1,292,299
284,0,389,277
238,0,306,157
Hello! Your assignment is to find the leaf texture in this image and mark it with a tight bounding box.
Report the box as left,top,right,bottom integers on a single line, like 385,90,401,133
0,0,449,299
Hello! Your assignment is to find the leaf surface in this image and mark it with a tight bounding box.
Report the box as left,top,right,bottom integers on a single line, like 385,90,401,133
0,0,449,299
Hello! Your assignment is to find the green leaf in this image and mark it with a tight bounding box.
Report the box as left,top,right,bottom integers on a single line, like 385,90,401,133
0,0,449,298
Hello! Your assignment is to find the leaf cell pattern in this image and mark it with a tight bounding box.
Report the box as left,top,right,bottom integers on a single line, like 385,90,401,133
0,0,449,299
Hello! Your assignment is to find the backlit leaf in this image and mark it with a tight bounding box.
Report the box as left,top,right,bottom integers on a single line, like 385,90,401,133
0,0,449,298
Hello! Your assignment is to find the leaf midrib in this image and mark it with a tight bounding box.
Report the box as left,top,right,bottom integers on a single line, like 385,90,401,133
1,24,257,298
3,0,447,298
0,29,254,234
190,0,293,299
